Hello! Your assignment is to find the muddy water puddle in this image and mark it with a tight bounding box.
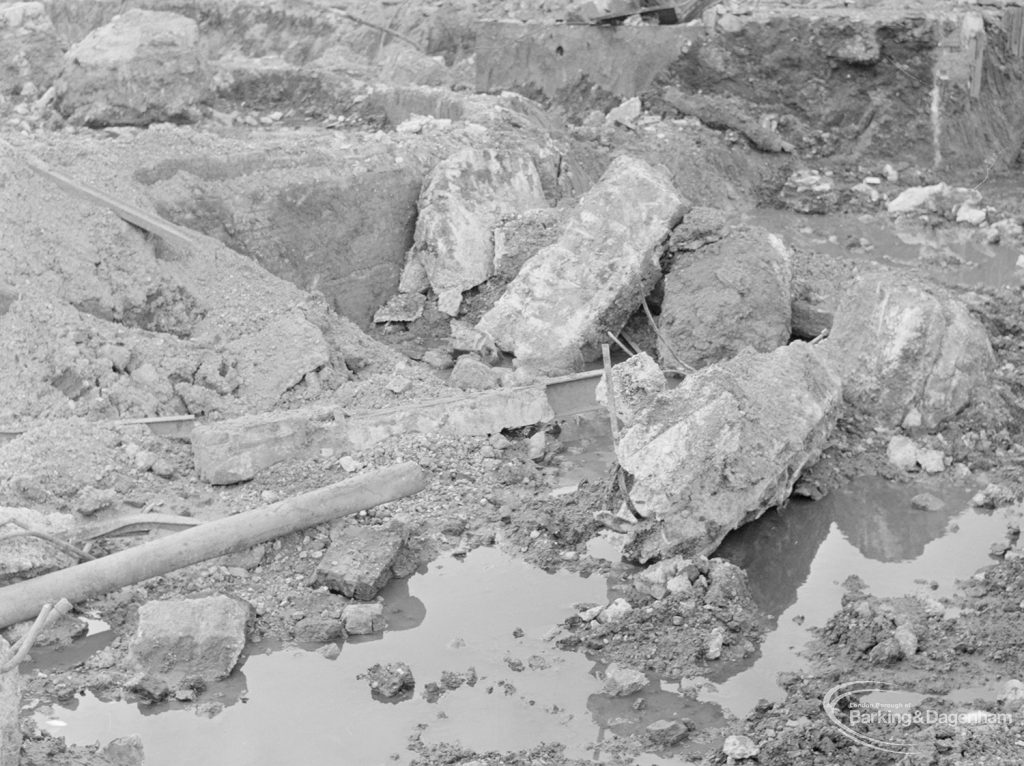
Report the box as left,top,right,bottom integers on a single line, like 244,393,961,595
708,475,1009,716
34,547,719,765
31,459,1011,761
747,209,1023,289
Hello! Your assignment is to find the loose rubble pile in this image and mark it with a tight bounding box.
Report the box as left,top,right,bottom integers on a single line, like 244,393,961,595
3,0,1024,765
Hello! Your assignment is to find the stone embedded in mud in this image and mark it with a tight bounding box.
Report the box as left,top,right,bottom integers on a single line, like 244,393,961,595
408,147,548,316
722,734,759,761
315,523,408,600
886,183,950,215
598,598,633,624
342,603,385,635
449,355,505,391
602,662,648,696
54,9,212,126
191,408,349,485
911,492,945,513
894,624,918,657
594,352,666,428
618,342,842,563
646,718,689,747
658,225,792,369
705,627,725,660
363,662,414,699
823,273,994,430
128,595,252,688
477,156,686,375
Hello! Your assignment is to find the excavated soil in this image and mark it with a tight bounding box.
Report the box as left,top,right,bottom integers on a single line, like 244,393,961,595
5,0,1024,765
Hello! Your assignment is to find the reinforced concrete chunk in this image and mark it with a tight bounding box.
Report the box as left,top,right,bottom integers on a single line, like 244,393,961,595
477,156,686,375
618,342,842,563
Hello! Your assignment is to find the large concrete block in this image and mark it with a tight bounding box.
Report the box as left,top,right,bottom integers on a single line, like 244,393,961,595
315,523,407,600
619,342,842,563
128,595,251,687
54,9,212,126
477,155,686,375
823,272,995,430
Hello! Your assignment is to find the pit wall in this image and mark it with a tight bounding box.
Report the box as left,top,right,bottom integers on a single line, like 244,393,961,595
476,7,1024,172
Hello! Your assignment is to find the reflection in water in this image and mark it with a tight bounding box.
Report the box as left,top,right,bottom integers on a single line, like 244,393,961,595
704,475,1007,717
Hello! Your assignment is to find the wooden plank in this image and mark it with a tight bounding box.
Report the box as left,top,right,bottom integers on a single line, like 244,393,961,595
22,155,197,251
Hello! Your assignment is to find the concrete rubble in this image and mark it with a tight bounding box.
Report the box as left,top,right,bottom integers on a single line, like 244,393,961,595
4,0,1024,762
617,342,842,563
315,522,411,600
127,595,251,691
401,147,549,316
658,224,793,369
823,273,995,430
477,156,686,374
54,10,212,126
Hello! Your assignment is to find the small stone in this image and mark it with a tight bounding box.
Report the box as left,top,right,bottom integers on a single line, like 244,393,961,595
342,603,385,635
363,662,414,698
918,448,945,474
317,643,342,660
999,679,1024,710
894,624,918,657
646,719,689,746
421,348,454,370
150,458,175,479
887,435,919,471
386,375,412,394
339,456,362,473
74,485,118,516
527,431,547,462
597,598,633,624
603,662,648,696
705,627,725,660
911,493,945,512
722,734,759,761
134,450,157,471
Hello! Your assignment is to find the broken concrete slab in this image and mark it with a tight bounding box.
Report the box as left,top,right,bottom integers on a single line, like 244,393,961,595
594,352,666,428
0,506,77,584
315,522,408,600
0,1,63,96
602,662,649,696
659,225,792,369
618,342,842,563
54,9,212,126
477,155,686,375
822,272,995,430
128,595,251,688
228,311,330,410
191,385,554,484
191,407,349,485
405,148,549,316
